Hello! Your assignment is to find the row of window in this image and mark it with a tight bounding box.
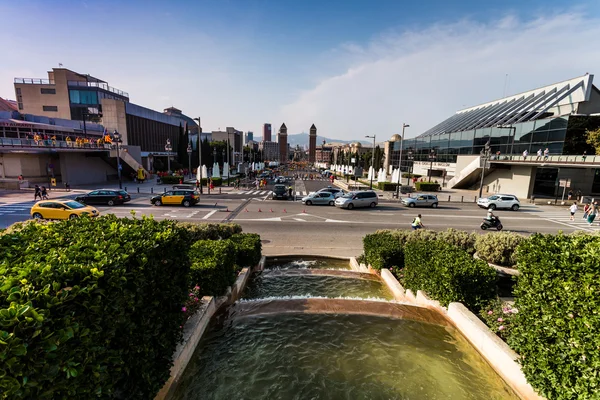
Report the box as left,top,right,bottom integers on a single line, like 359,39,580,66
41,88,56,94
43,105,58,112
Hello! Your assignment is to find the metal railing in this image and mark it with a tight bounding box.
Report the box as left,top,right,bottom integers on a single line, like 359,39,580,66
67,81,129,98
0,137,111,150
14,78,55,85
489,154,600,164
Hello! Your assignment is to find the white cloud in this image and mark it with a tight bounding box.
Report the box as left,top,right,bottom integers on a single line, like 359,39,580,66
278,12,600,141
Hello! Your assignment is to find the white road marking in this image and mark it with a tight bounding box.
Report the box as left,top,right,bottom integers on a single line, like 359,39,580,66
293,218,306,222
202,210,218,220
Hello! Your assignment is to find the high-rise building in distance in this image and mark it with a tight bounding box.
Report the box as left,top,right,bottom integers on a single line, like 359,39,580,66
263,123,271,142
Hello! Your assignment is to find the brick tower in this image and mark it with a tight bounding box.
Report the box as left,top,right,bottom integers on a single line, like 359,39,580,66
278,123,288,164
309,124,317,163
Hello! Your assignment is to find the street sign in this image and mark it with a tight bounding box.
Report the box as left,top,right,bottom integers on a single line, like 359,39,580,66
559,179,571,187
50,178,57,187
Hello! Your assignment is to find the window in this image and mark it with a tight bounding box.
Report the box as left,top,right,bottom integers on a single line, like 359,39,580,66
43,105,58,112
69,90,98,105
18,103,23,110
41,88,56,94
15,88,21,95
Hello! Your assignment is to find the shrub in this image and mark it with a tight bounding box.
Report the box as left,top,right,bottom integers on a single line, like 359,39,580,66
182,285,203,321
437,228,477,255
377,182,399,191
475,232,524,266
402,173,422,178
509,233,600,399
403,240,497,311
229,233,262,270
159,175,184,184
201,177,223,186
414,182,440,191
478,299,518,342
188,239,236,296
362,230,403,270
0,216,191,399
178,222,242,242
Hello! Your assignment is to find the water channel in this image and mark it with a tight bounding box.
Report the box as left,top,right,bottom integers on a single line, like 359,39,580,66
173,257,519,399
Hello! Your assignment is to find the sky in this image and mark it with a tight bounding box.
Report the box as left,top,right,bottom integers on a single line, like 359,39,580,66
1,0,600,141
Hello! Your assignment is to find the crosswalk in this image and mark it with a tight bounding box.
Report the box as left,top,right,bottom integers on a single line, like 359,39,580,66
233,190,316,198
0,199,35,216
527,210,600,231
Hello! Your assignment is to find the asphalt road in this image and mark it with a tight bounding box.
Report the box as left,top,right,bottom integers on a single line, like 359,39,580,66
0,176,594,257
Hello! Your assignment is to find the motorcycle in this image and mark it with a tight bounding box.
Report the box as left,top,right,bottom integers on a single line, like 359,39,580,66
480,217,503,231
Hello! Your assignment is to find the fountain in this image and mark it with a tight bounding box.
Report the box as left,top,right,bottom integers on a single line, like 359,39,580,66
201,165,208,180
222,162,229,178
212,163,220,178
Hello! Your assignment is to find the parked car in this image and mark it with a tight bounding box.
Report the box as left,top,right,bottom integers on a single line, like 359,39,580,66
302,192,335,206
317,186,345,198
402,194,439,208
334,191,378,209
272,184,288,200
31,200,99,220
151,190,199,207
274,177,287,184
76,189,131,206
477,194,520,211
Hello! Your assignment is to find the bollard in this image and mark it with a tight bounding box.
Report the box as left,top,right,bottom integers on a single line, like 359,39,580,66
219,187,222,194
164,188,167,193
151,187,154,194
474,196,476,203
448,195,450,202
125,187,127,192
137,187,140,193
461,196,463,203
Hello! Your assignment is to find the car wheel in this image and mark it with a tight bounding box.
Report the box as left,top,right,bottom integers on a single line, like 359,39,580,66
408,203,415,208
155,200,162,206
488,204,496,210
329,200,334,206
432,203,438,208
370,202,376,208
306,200,312,205
511,204,519,211
32,212,43,219
69,214,78,220
183,200,191,207
107,200,115,206
347,203,354,210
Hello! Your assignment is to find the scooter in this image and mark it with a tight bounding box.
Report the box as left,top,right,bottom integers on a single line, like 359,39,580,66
480,217,503,231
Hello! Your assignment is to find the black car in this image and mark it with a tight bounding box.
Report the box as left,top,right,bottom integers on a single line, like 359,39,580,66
76,189,131,206
273,184,288,200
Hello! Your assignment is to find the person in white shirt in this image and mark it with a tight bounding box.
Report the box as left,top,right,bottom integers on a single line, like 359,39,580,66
536,149,543,160
522,149,529,160
569,201,578,221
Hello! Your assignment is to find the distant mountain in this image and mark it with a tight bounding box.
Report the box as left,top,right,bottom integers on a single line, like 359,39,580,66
252,133,370,147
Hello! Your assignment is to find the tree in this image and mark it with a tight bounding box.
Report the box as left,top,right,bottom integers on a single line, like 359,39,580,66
563,115,600,154
585,127,600,155
176,123,189,166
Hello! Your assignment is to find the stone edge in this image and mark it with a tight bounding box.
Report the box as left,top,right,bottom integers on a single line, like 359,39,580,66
474,252,520,276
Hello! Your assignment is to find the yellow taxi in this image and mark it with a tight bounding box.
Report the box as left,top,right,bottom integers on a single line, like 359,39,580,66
150,189,199,207
30,200,100,220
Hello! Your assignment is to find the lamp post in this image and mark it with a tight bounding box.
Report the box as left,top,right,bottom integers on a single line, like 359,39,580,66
496,125,517,156
478,141,491,199
428,149,437,182
395,123,410,199
113,130,122,189
406,150,415,186
321,139,326,167
365,135,376,189
187,143,192,179
193,117,203,193
165,139,172,173
226,131,232,186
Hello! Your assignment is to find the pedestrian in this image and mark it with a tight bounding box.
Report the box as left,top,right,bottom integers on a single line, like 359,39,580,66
543,148,549,160
576,189,582,201
582,151,587,162
65,182,70,192
568,189,573,200
34,184,41,200
536,149,542,161
523,149,529,160
411,214,425,230
583,203,591,220
41,186,49,200
587,202,598,225
569,201,578,221
288,186,293,199
196,180,200,190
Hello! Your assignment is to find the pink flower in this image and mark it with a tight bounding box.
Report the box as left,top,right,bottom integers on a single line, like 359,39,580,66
194,285,200,290
194,297,199,302
487,310,493,315
189,293,194,297
182,307,187,312
498,325,505,331
497,317,504,322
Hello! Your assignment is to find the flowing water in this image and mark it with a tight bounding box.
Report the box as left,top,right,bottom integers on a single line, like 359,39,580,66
265,257,351,270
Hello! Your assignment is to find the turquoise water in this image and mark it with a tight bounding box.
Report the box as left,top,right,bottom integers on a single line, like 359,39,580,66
265,257,351,270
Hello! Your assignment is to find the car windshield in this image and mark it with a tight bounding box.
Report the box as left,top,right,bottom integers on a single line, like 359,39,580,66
341,193,354,198
64,201,86,209
488,196,499,200
118,190,128,196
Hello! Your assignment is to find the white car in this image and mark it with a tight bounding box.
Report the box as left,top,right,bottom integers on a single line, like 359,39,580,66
477,194,520,211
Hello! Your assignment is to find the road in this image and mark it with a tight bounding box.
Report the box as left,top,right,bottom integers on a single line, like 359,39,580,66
0,174,594,257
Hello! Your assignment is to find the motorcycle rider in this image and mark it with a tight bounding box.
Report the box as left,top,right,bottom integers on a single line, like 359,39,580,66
486,207,497,225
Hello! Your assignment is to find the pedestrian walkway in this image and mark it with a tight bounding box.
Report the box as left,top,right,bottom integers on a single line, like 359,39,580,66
0,198,36,216
524,209,600,232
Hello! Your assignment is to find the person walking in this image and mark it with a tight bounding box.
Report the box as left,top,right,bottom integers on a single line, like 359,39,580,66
582,151,587,162
536,149,543,161
583,202,591,220
40,186,49,200
411,214,425,230
569,201,578,221
34,184,41,200
587,202,598,225
568,189,573,200
543,148,550,160
523,149,529,160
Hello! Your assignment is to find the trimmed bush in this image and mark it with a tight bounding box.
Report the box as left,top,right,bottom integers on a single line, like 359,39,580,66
229,233,262,270
178,222,242,242
437,228,477,255
0,216,191,399
201,177,223,186
475,232,524,266
402,173,422,178
509,233,600,400
159,175,184,184
404,240,496,311
414,181,440,191
188,239,236,296
362,230,403,270
377,182,399,191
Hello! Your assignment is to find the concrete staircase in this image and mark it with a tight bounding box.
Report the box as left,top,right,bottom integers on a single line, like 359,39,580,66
447,156,492,189
109,147,149,177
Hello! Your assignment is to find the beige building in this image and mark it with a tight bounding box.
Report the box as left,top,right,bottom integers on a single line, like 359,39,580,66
259,141,279,161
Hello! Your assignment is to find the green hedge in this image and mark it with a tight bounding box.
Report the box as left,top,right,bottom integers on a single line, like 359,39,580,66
0,216,190,399
402,173,422,178
178,222,242,242
414,182,440,191
201,177,223,186
475,232,524,266
403,240,496,311
188,240,236,296
160,175,184,184
437,228,477,255
509,233,600,399
229,233,262,270
377,182,399,191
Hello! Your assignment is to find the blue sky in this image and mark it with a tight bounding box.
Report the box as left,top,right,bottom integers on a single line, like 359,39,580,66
1,0,600,140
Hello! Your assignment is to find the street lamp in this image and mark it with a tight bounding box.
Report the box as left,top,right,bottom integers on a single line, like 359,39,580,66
113,130,122,189
395,123,410,199
478,141,491,199
322,139,326,167
365,135,376,189
165,139,173,173
496,125,517,156
428,149,437,182
187,142,192,179
406,149,415,186
194,117,203,193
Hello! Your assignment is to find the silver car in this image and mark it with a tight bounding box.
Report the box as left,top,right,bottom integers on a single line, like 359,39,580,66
302,192,336,206
402,194,439,208
334,191,378,209
317,186,345,198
